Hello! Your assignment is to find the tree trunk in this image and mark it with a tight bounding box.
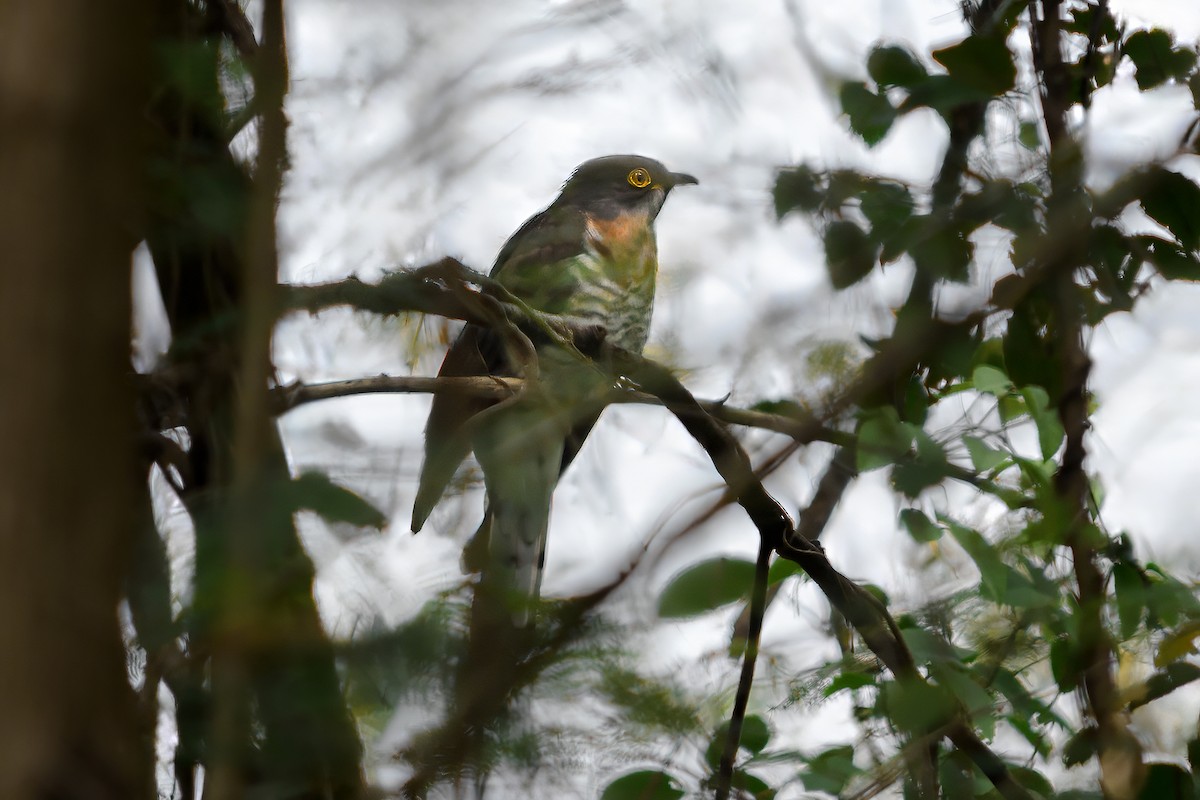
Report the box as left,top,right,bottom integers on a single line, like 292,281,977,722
0,2,153,798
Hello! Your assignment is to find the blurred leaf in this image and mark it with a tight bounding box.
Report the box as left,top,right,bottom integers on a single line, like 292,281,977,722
1018,121,1040,150
929,663,994,719
901,626,971,665
730,770,775,799
910,219,974,282
773,165,823,217
900,508,942,543
800,745,859,795
1156,621,1200,667
900,74,991,115
824,670,876,696
290,471,387,529
1137,763,1194,799
1137,662,1200,708
1004,305,1059,397
739,715,771,755
902,375,929,425
932,35,1016,96
992,666,1067,728
1066,5,1119,42
597,665,700,736
839,82,897,146
601,770,685,800
947,522,1048,608
891,430,951,497
1021,386,1065,460
658,558,756,618
867,45,927,88
1113,563,1145,640
972,364,1012,396
1063,727,1099,767
704,716,772,770
861,181,915,249
879,677,955,733
1124,29,1198,90
1139,235,1200,280
1140,167,1200,251
1050,636,1081,692
767,557,802,585
856,408,912,471
964,435,1008,472
823,220,878,288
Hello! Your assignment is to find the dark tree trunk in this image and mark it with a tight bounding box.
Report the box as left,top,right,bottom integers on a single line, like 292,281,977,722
0,2,154,798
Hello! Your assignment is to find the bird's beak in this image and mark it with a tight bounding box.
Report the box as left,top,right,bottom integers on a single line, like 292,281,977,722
670,172,699,187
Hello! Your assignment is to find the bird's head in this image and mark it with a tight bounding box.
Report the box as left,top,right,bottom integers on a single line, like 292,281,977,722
556,154,698,219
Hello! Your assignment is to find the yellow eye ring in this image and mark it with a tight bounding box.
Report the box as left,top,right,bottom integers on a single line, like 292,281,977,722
627,168,652,188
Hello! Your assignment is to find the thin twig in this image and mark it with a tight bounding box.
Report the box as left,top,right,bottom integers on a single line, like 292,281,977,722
714,538,772,800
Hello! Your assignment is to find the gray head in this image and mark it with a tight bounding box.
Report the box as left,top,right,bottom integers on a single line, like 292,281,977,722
556,154,698,218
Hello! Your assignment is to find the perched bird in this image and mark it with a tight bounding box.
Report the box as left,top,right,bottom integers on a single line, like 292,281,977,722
412,154,697,623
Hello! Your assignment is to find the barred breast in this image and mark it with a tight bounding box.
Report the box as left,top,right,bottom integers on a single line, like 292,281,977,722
566,211,659,353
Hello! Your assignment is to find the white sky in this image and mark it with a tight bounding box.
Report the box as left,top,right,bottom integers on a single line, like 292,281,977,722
141,1,1200,795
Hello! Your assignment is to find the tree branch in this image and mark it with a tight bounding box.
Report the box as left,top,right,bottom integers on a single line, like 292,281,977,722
608,348,1034,800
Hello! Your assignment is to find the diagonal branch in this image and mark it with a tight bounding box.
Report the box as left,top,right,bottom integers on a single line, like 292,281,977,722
608,348,1034,800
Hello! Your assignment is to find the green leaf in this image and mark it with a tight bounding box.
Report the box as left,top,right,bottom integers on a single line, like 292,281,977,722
900,74,991,115
867,45,927,88
1137,763,1194,799
601,770,686,800
945,524,1005,601
879,677,956,733
289,471,387,529
1004,305,1060,398
773,165,823,217
901,626,970,665
658,558,756,618
929,663,994,719
891,430,951,498
909,220,973,282
1050,636,1081,692
824,670,876,696
856,408,912,471
1141,236,1200,280
739,715,772,755
900,508,942,543
839,82,897,146
964,435,1009,472
1141,167,1200,251
704,716,772,770
1156,621,1200,667
1018,121,1040,150
1113,563,1145,640
901,375,928,425
1021,386,1066,460
860,181,915,248
730,770,775,799
1124,29,1198,90
823,220,879,289
767,556,802,585
1139,662,1200,708
800,745,859,795
931,35,1017,96
972,364,1012,396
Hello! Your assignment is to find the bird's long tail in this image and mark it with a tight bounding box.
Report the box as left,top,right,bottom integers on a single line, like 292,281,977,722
472,402,564,626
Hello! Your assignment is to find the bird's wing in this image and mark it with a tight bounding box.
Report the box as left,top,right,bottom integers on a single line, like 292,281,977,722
410,204,588,532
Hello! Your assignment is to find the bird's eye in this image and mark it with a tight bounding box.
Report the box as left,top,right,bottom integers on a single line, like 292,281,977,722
627,168,652,188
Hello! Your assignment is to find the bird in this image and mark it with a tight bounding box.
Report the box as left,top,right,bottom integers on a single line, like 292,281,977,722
411,154,697,623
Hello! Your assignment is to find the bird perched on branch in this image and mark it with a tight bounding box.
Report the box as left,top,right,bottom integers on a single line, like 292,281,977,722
411,155,697,623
